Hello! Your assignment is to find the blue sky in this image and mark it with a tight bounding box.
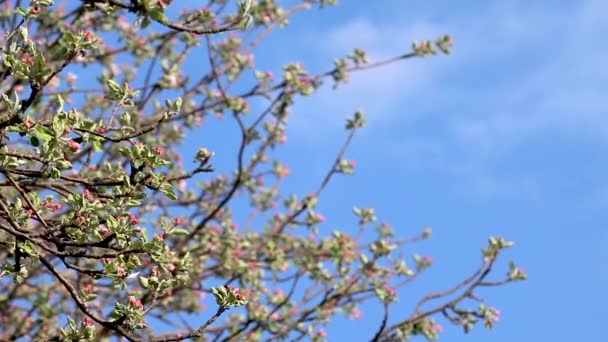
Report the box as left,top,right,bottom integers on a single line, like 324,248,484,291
212,0,607,340
49,0,606,340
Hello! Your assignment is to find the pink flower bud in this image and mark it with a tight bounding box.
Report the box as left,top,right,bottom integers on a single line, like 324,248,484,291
278,165,290,178
67,139,81,152
24,118,34,129
431,324,443,333
422,256,433,265
44,202,61,211
128,214,139,225
128,296,143,310
82,317,94,326
83,30,93,41
153,146,164,155
22,55,33,66
100,226,111,238
83,284,93,293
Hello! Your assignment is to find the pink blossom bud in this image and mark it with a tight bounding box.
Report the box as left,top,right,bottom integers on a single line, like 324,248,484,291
422,256,433,265
22,55,33,66
23,118,34,129
153,146,164,155
128,214,139,225
83,30,93,41
82,317,94,326
67,139,81,153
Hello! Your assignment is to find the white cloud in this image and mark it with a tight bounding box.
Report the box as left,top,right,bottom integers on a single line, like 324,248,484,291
286,0,608,199
447,0,608,150
289,18,451,135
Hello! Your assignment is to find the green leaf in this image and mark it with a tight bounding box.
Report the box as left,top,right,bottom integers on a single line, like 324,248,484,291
149,8,168,24
171,228,189,236
139,276,149,289
126,199,142,207
49,167,61,179
119,112,131,125
160,183,177,200
83,293,97,302
56,160,72,169
141,16,151,29
92,140,103,151
34,126,53,141
106,79,121,94
52,116,64,136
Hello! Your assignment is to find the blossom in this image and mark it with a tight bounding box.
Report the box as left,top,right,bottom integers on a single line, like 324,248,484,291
75,215,85,224
128,296,144,310
430,323,443,333
315,214,326,222
349,308,362,320
23,118,34,129
83,284,93,293
230,287,245,301
100,226,111,238
82,30,93,41
117,17,130,30
67,139,81,153
422,256,433,265
82,317,94,326
44,202,61,211
277,165,290,178
83,188,93,199
22,55,33,66
153,146,164,155
127,214,139,225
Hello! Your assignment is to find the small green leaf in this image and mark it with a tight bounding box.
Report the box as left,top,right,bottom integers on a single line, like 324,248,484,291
67,316,77,330
56,160,72,169
160,183,177,200
50,167,61,179
139,276,149,289
171,228,189,236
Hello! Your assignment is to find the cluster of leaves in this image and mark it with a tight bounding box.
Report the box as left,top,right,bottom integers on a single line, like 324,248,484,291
0,0,524,341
